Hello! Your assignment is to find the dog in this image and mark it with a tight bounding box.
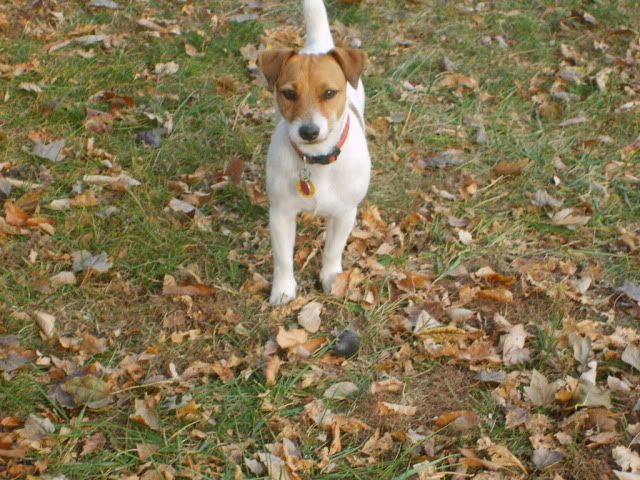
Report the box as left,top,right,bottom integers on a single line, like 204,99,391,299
258,0,370,305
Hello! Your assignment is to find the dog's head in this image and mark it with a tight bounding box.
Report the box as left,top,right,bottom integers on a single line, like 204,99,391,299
258,48,366,147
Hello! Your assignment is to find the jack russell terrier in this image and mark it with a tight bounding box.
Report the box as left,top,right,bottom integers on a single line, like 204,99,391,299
259,0,371,305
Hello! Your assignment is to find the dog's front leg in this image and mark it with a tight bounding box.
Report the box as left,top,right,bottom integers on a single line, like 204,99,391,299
269,207,298,304
320,207,357,294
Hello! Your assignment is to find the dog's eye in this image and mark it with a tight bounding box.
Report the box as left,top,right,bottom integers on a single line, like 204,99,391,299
322,89,338,100
281,89,297,101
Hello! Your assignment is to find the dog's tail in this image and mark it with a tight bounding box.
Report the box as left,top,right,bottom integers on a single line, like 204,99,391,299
302,0,334,53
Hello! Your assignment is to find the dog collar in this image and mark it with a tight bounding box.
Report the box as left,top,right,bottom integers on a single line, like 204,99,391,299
291,115,350,166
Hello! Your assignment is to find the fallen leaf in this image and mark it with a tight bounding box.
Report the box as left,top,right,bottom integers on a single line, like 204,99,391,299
168,198,196,215
49,271,76,288
574,380,612,408
491,159,528,177
136,443,159,461
622,344,640,371
18,82,44,93
72,250,112,273
265,355,281,386
185,43,204,58
276,327,308,350
437,73,479,91
532,448,563,468
5,202,29,226
35,311,56,339
89,0,120,8
81,432,106,456
446,308,475,324
18,414,55,441
531,190,563,209
61,375,112,408
298,301,322,333
619,281,640,305
32,139,66,162
418,149,465,168
0,449,27,459
162,274,215,296
378,401,417,416
435,410,480,431
488,444,527,474
155,62,179,77
477,288,514,303
130,397,161,431
458,229,473,245
361,430,394,458
524,370,555,407
369,378,405,394
559,115,587,127
323,382,358,400
502,324,530,365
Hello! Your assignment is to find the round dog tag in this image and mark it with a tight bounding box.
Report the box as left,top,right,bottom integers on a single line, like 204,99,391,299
296,179,316,198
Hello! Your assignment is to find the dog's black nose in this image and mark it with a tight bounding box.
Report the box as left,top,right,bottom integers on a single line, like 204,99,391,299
299,124,320,141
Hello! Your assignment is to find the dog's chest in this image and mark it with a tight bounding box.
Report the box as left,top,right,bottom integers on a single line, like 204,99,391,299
267,143,369,216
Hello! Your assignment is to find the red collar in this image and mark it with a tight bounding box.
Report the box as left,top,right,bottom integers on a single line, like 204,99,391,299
291,115,350,165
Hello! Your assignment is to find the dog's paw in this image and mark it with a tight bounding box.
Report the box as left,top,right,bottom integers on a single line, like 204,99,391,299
269,278,297,305
320,269,340,295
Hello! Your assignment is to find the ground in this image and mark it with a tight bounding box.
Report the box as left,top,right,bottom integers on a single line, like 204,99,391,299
1,0,640,479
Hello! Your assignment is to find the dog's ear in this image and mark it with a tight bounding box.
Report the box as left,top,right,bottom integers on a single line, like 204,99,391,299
330,48,367,88
258,49,295,90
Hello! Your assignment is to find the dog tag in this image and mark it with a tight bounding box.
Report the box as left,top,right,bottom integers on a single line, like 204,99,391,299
296,178,316,198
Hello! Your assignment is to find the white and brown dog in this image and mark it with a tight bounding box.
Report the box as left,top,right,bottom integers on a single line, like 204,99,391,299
259,0,370,305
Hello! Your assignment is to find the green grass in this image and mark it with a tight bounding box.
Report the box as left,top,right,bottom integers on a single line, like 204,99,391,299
1,0,640,478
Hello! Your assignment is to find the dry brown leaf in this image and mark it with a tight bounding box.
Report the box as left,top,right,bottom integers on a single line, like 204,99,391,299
240,271,270,293
396,271,432,291
265,355,281,386
297,301,322,333
377,401,417,416
437,73,479,91
323,381,358,400
130,397,161,431
80,432,106,457
491,159,528,177
136,443,159,461
502,324,530,365
435,410,479,431
477,288,514,303
361,430,394,457
276,327,308,350
551,208,591,228
5,202,29,226
369,378,405,394
524,370,556,407
184,43,204,58
488,444,527,473
35,311,56,339
162,274,216,296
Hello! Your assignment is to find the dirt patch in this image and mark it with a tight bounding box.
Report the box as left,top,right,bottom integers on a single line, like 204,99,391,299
353,363,479,432
554,444,615,480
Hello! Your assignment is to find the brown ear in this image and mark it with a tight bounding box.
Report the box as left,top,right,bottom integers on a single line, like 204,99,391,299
330,47,367,88
258,49,295,89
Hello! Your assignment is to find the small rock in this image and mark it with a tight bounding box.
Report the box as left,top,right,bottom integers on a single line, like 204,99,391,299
331,329,360,358
136,127,168,149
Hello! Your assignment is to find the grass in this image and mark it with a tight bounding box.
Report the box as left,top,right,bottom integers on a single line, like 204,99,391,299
1,0,640,478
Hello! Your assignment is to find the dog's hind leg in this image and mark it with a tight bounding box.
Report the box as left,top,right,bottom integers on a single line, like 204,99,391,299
269,207,298,305
320,207,357,294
